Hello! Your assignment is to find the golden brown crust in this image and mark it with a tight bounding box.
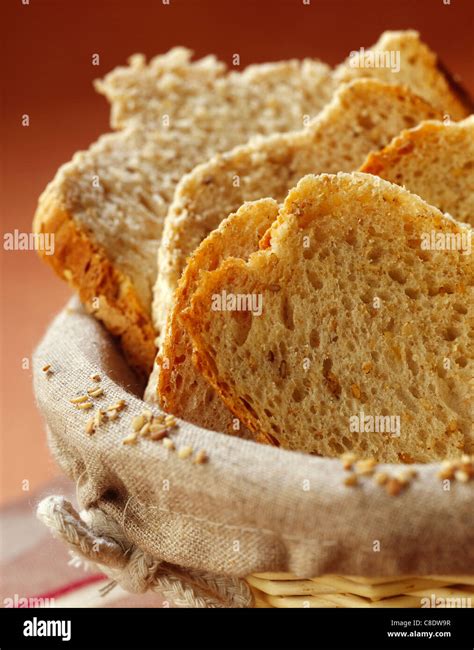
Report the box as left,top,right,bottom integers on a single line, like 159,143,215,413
436,58,474,117
33,187,156,377
158,200,278,434
180,260,268,441
359,117,474,228
360,121,445,176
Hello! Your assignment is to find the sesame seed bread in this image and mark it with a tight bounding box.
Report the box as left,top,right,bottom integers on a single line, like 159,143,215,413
360,116,474,227
34,53,334,376
152,80,442,427
181,173,473,463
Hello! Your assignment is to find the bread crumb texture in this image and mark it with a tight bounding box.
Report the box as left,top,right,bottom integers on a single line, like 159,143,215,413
361,116,474,227
183,173,473,463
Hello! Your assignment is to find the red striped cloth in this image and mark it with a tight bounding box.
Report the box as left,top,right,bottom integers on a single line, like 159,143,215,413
0,478,169,608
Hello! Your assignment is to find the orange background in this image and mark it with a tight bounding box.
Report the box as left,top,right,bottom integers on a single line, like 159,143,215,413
1,0,473,504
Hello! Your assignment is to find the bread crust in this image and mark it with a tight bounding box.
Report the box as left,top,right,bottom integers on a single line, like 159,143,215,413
180,258,277,444
360,117,474,226
436,58,474,116
158,200,278,434
34,185,156,376
361,120,450,176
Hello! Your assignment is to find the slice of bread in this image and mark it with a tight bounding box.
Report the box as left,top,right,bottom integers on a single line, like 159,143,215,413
34,54,333,376
334,30,472,121
95,47,335,130
98,32,471,129
152,79,442,426
158,199,279,433
181,173,473,462
360,116,474,227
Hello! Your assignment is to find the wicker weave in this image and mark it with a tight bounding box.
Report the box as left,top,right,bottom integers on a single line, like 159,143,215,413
248,573,474,608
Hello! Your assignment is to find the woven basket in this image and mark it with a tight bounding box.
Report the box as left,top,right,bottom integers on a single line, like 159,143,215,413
247,573,474,608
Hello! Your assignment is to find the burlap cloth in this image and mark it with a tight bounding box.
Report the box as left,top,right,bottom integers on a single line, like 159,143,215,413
33,299,473,591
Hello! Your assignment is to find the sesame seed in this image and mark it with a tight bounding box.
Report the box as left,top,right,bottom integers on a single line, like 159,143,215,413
139,423,151,437
438,456,473,483
441,460,456,470
90,374,101,382
396,473,410,486
344,474,358,487
455,470,469,483
122,433,138,445
355,458,376,476
149,422,166,433
178,446,193,459
385,478,403,496
77,401,94,410
341,452,356,470
94,409,104,427
107,410,118,421
132,415,146,432
106,400,126,412
150,429,168,441
87,387,104,398
374,472,388,486
70,395,89,404
437,467,455,480
193,450,208,465
163,438,175,451
85,419,95,435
